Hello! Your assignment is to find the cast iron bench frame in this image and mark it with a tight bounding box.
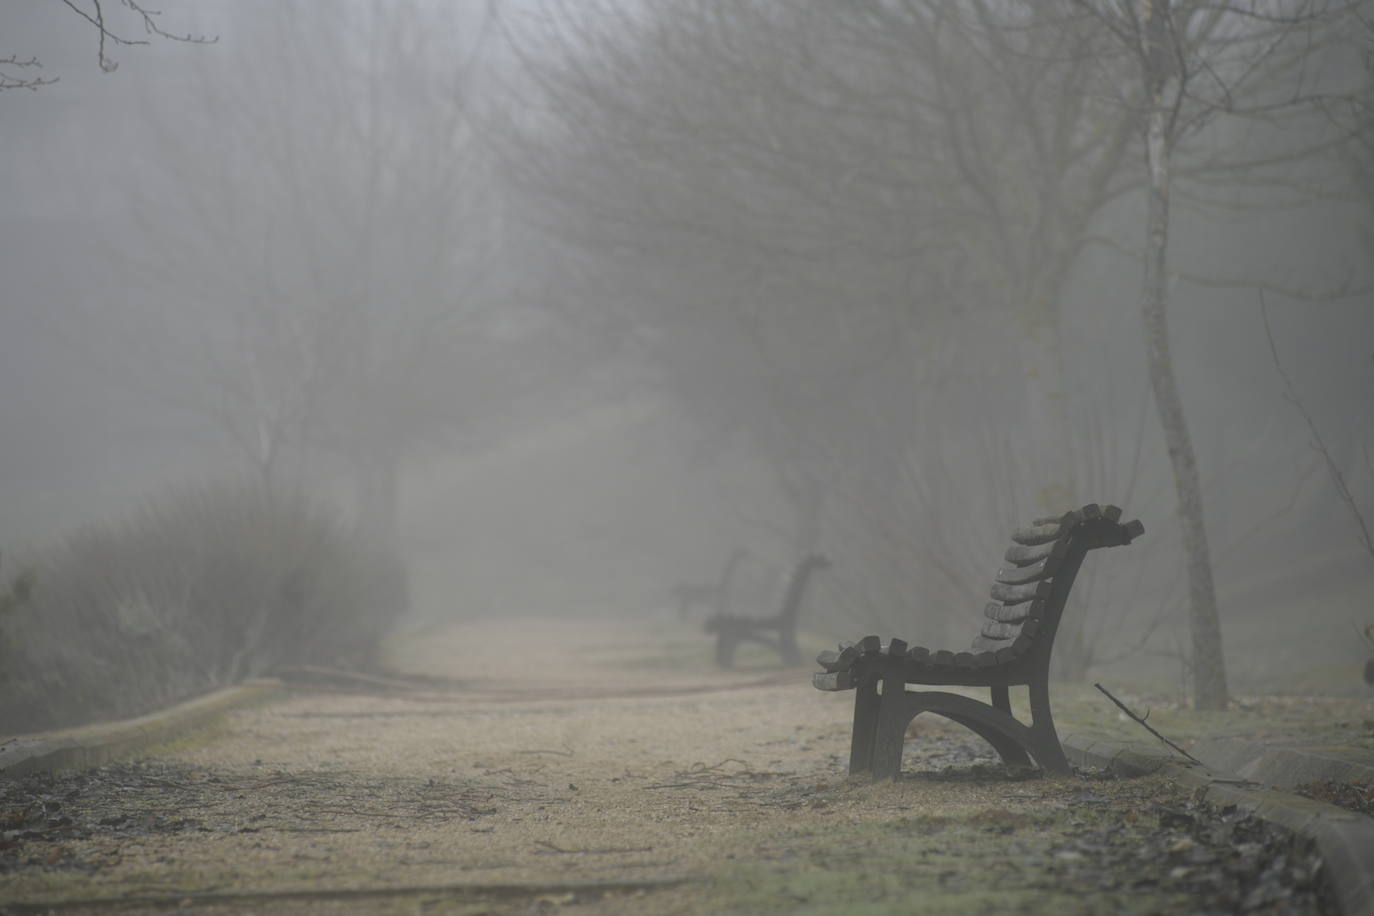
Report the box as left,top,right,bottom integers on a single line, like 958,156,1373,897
813,504,1143,777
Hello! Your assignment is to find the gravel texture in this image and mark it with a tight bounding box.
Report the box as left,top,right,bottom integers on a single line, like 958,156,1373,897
0,617,1341,915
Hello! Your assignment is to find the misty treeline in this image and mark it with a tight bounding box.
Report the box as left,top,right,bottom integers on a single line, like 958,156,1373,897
483,0,1374,707
1,0,1371,724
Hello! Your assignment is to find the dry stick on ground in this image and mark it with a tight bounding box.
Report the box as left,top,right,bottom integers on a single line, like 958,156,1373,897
1094,683,1204,766
514,746,575,757
533,840,654,855
0,879,688,913
641,759,770,791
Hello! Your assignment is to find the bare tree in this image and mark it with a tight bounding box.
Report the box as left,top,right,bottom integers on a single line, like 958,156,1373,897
61,0,596,546
1,0,215,91
490,0,1165,668
1066,0,1362,709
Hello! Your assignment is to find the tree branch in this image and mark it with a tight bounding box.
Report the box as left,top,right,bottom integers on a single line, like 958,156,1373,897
1260,292,1374,559
1095,682,1205,764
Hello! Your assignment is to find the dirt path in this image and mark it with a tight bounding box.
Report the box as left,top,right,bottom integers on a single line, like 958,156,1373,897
0,617,1333,914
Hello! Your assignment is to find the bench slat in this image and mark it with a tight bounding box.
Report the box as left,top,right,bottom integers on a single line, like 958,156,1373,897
1012,522,1062,545
989,579,1054,605
978,619,1024,640
993,556,1060,585
1003,538,1065,566
812,670,856,691
816,645,861,673
984,599,1040,623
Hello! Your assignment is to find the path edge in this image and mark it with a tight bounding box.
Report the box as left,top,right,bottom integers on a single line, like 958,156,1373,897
1063,732,1374,916
0,678,285,778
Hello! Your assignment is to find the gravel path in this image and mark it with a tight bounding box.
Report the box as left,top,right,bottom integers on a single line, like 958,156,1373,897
0,617,1334,914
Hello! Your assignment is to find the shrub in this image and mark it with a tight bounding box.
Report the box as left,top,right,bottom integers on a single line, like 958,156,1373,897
0,480,407,735
0,553,36,617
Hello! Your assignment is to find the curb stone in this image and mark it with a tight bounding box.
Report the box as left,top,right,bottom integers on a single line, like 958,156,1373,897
1191,736,1374,790
1063,733,1374,916
0,677,285,778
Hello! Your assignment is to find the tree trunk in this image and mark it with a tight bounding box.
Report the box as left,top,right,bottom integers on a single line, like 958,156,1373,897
1141,106,1229,711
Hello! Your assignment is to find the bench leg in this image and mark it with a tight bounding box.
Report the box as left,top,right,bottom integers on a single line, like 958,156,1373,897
869,681,913,780
980,685,1035,768
870,687,1034,777
944,712,1033,769
990,684,1012,715
847,673,881,776
1026,679,1070,774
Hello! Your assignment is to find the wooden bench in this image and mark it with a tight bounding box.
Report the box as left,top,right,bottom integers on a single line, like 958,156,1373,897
813,504,1143,777
706,553,829,668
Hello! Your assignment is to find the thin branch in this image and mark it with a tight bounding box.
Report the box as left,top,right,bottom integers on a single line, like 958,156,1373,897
0,55,59,90
1094,682,1205,765
1177,269,1367,303
533,840,655,855
1260,293,1374,559
57,0,217,74
124,0,218,45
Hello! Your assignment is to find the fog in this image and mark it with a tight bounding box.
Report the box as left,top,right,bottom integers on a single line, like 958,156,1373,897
2,0,1372,703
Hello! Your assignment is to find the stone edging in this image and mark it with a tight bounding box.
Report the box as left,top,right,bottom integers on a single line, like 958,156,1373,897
1063,733,1374,916
1191,736,1374,790
0,678,285,779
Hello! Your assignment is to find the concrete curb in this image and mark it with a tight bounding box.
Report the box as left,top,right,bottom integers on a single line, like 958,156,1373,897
1191,736,1374,790
0,677,285,778
1063,733,1374,916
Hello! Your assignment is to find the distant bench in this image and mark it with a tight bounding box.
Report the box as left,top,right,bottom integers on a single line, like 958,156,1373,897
706,553,829,668
670,548,749,619
813,504,1143,778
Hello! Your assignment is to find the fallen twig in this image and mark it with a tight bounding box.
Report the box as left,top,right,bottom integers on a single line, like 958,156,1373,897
1094,683,1204,766
0,878,687,912
641,758,772,791
532,840,653,855
641,780,751,790
514,746,575,757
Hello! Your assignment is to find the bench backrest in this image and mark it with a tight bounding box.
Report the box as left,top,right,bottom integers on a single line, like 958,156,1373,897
968,504,1144,670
